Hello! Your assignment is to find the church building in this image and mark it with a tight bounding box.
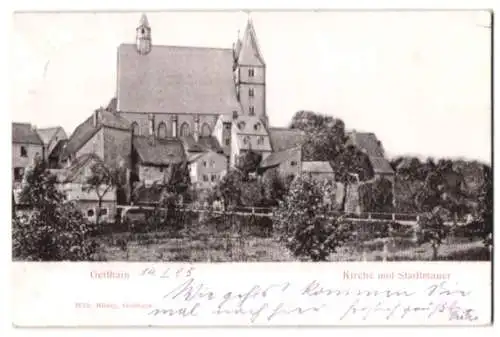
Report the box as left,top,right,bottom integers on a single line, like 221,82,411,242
113,14,269,159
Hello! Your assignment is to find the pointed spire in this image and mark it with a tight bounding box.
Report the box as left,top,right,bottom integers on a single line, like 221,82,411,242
139,13,150,27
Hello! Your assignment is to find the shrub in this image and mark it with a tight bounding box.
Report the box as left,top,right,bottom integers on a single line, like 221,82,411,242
274,174,353,261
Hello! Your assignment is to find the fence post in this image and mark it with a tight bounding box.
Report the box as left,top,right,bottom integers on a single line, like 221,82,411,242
382,239,389,262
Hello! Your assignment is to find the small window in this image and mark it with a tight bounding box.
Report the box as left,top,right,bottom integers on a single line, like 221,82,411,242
254,123,261,131
203,161,207,168
237,121,246,130
291,161,298,167
99,208,108,216
243,136,250,145
249,106,255,115
87,209,95,217
257,136,264,145
225,139,230,146
248,68,255,77
249,88,254,97
203,174,209,182
224,124,231,130
210,160,215,168
211,174,216,182
13,167,24,181
20,146,27,157
159,167,164,173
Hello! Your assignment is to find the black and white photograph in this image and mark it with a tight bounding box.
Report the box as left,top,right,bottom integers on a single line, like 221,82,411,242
11,10,493,263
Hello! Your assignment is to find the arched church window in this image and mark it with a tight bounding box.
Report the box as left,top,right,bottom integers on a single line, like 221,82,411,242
180,122,191,137
201,123,212,137
131,122,140,135
157,122,167,138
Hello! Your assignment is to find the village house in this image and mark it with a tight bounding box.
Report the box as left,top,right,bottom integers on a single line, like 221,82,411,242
301,161,335,182
60,154,118,223
131,135,186,186
61,109,132,170
12,123,44,184
346,130,394,181
258,146,302,180
188,150,228,190
36,126,68,168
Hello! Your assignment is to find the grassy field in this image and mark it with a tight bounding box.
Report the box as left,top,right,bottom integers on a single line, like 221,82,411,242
95,230,490,262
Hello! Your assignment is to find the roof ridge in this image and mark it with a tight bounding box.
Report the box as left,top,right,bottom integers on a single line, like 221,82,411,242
119,43,232,51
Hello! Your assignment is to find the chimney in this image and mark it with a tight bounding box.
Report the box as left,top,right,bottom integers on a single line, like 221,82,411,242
93,109,100,128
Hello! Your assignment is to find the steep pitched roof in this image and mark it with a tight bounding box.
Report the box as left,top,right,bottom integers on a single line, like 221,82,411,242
302,161,334,173
36,127,62,145
347,131,394,175
48,139,68,159
268,127,306,152
260,146,301,169
133,136,186,166
116,44,241,114
12,123,44,145
62,111,131,160
237,19,265,66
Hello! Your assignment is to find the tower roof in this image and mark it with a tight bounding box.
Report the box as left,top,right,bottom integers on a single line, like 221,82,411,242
139,13,150,27
237,16,265,65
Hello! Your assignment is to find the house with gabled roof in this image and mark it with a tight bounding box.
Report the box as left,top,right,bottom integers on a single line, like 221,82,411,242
61,108,132,169
131,135,186,187
346,130,394,180
36,126,68,167
12,122,44,183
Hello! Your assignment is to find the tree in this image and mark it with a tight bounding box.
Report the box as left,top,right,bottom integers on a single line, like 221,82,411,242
290,110,346,161
415,212,449,260
273,174,353,261
476,164,492,246
240,180,265,207
211,169,245,209
261,169,288,206
13,159,98,261
84,162,120,226
235,150,262,178
331,145,374,211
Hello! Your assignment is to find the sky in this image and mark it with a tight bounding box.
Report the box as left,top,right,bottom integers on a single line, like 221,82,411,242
12,11,492,163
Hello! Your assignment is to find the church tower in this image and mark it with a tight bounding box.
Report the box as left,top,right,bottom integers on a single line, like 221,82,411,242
136,13,152,55
233,17,268,126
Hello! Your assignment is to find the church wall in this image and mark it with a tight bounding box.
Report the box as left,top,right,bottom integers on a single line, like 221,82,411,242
119,112,218,138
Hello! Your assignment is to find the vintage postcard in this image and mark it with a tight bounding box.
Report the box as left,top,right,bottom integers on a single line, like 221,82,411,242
11,10,493,327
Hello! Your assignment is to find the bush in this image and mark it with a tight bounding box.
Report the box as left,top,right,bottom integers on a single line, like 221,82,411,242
12,203,99,261
274,174,353,261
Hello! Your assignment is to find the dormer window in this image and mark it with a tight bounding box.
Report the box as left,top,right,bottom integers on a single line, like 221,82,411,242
254,123,261,131
237,121,246,130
